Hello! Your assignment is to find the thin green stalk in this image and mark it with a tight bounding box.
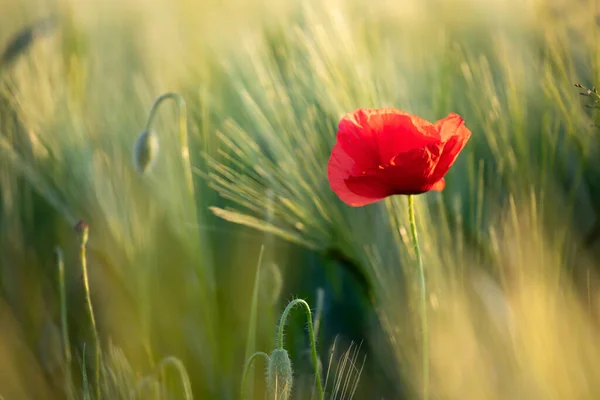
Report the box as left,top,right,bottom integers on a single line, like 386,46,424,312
77,222,100,400
157,356,194,400
135,356,194,399
243,246,265,397
82,344,91,400
240,351,270,399
143,92,218,387
56,247,73,392
313,288,325,339
408,195,429,400
311,288,325,400
143,91,216,300
277,299,323,400
143,93,194,204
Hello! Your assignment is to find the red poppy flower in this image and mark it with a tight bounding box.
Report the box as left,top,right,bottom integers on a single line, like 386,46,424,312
328,108,472,207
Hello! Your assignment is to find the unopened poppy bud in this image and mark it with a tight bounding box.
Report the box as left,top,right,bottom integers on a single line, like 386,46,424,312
74,219,89,246
133,130,159,174
266,348,293,400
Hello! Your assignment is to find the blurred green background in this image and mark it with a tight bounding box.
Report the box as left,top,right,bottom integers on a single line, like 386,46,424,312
1,0,600,399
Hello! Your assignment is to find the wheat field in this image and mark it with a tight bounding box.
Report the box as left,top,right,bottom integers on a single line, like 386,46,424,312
1,0,600,399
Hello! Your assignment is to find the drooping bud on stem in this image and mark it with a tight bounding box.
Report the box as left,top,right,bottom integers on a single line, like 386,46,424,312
135,93,215,286
133,130,159,174
134,91,218,373
267,348,293,400
135,92,191,192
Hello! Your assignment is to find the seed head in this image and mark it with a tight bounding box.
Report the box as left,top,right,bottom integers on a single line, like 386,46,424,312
74,220,89,246
266,348,293,400
133,130,159,174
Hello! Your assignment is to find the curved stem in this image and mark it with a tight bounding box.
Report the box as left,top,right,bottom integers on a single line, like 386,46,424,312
240,351,270,400
144,93,194,198
143,93,214,284
277,299,324,400
408,195,429,400
143,92,218,388
156,356,194,400
134,356,193,399
56,247,73,392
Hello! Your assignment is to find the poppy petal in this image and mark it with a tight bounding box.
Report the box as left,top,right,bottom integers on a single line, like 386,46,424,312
343,175,395,206
371,110,440,164
435,112,469,143
338,109,439,168
337,109,382,171
380,143,442,194
345,143,442,200
328,141,389,206
430,178,446,191
431,113,472,181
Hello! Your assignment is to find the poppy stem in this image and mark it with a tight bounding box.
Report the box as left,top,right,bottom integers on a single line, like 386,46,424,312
143,93,219,387
277,299,324,400
77,223,101,400
143,93,194,199
240,351,270,399
408,195,429,400
56,247,73,394
143,93,215,291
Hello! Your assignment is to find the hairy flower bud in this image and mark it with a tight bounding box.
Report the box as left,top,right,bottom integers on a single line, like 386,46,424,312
133,130,159,174
267,348,293,400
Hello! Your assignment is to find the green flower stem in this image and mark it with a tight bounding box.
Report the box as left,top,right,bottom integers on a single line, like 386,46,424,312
240,351,270,400
243,246,265,398
408,195,429,400
157,356,194,400
134,356,193,400
143,92,218,385
277,299,323,400
143,92,215,291
144,93,194,202
56,247,73,392
78,224,101,400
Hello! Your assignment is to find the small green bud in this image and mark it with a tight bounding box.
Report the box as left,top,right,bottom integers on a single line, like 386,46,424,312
267,348,293,400
74,219,89,246
133,130,159,174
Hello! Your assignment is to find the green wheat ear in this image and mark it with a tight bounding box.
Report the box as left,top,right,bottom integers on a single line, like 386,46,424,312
0,16,57,70
133,130,159,174
266,348,293,400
